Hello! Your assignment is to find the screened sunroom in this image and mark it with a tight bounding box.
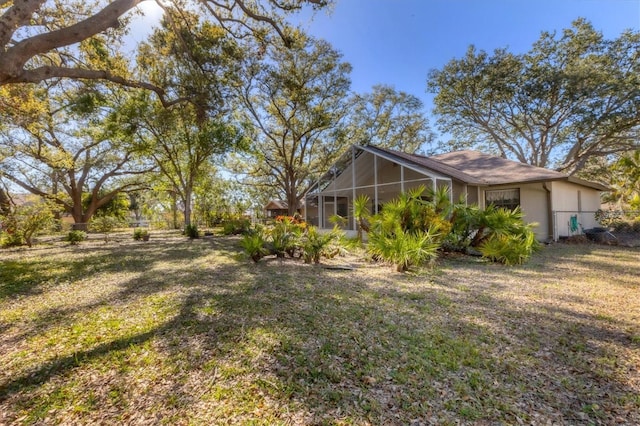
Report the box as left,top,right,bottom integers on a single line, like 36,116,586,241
305,145,453,231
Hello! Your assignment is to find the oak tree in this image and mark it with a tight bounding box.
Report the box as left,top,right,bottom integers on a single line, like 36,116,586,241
127,15,247,229
428,19,640,174
0,0,329,103
0,82,151,229
237,34,352,215
347,84,434,154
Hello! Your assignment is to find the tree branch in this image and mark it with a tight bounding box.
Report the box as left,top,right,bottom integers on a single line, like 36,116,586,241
1,0,146,81
5,66,189,108
0,0,46,47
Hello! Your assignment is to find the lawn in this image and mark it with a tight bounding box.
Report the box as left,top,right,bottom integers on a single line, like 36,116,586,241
1,231,639,425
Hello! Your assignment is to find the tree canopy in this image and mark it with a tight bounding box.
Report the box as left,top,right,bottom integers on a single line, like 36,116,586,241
346,84,434,154
124,13,248,228
428,19,640,174
0,81,151,228
0,0,330,104
237,34,352,215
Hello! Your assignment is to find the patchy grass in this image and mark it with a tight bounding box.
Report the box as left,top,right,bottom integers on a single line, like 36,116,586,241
1,232,639,424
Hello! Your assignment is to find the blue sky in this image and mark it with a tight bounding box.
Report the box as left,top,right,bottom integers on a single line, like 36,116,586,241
129,1,640,128
296,0,640,114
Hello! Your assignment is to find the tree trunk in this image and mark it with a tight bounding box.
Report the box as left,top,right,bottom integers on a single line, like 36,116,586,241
171,191,179,229
71,199,87,230
287,190,298,216
0,186,10,216
184,188,192,229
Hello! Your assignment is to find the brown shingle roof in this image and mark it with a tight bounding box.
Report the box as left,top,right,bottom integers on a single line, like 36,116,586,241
363,146,608,190
264,200,288,210
428,150,567,185
264,200,306,210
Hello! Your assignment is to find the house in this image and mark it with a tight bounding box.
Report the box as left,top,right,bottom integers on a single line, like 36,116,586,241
304,145,608,241
264,199,306,219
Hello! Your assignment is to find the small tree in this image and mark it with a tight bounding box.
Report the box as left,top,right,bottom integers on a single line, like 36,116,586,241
353,194,371,244
0,200,57,248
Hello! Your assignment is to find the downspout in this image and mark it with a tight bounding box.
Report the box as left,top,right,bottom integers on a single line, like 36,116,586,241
543,182,554,242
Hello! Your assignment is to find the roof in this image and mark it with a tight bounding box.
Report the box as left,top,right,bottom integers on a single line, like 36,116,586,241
264,200,305,210
264,200,288,210
364,146,608,191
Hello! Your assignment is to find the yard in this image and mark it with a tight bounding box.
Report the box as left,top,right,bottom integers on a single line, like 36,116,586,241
0,232,639,425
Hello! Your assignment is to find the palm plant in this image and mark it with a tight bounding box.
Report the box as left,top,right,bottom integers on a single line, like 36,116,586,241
368,224,441,272
479,226,539,265
241,232,269,262
353,194,371,243
367,186,449,272
270,216,303,258
301,226,339,264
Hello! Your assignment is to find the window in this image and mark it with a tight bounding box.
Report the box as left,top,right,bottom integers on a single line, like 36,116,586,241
485,188,520,211
337,200,349,218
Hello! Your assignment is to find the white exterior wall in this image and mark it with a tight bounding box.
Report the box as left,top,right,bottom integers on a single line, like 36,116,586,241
551,181,602,238
520,183,550,241
481,183,550,241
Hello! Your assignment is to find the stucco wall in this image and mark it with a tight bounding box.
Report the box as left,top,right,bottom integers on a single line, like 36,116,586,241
481,183,550,241
550,181,602,236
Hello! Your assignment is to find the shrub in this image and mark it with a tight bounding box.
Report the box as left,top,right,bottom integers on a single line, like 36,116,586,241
444,204,483,251
269,216,303,258
185,224,199,239
0,228,26,248
479,228,539,265
595,209,623,228
133,228,149,241
301,227,339,264
221,219,251,235
65,230,87,245
1,200,57,248
464,206,540,264
241,232,268,262
367,186,449,272
368,225,441,272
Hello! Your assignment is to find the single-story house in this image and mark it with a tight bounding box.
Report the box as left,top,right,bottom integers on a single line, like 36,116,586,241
264,199,305,218
304,145,609,241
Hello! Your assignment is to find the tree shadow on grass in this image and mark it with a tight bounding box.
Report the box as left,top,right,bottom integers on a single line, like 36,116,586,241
1,239,639,424
0,236,226,300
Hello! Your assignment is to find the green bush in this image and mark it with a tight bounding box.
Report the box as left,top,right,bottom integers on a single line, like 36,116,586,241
221,218,251,235
185,224,199,239
0,229,26,248
65,230,87,245
301,227,339,264
133,228,149,241
444,204,483,251
241,232,268,262
479,229,539,265
269,216,303,258
367,186,449,272
0,200,57,248
90,216,122,242
368,225,441,272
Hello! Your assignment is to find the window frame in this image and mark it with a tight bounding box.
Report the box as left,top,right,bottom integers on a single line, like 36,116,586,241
485,188,520,211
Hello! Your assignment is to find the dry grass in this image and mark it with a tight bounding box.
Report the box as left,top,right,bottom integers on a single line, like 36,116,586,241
1,231,638,425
